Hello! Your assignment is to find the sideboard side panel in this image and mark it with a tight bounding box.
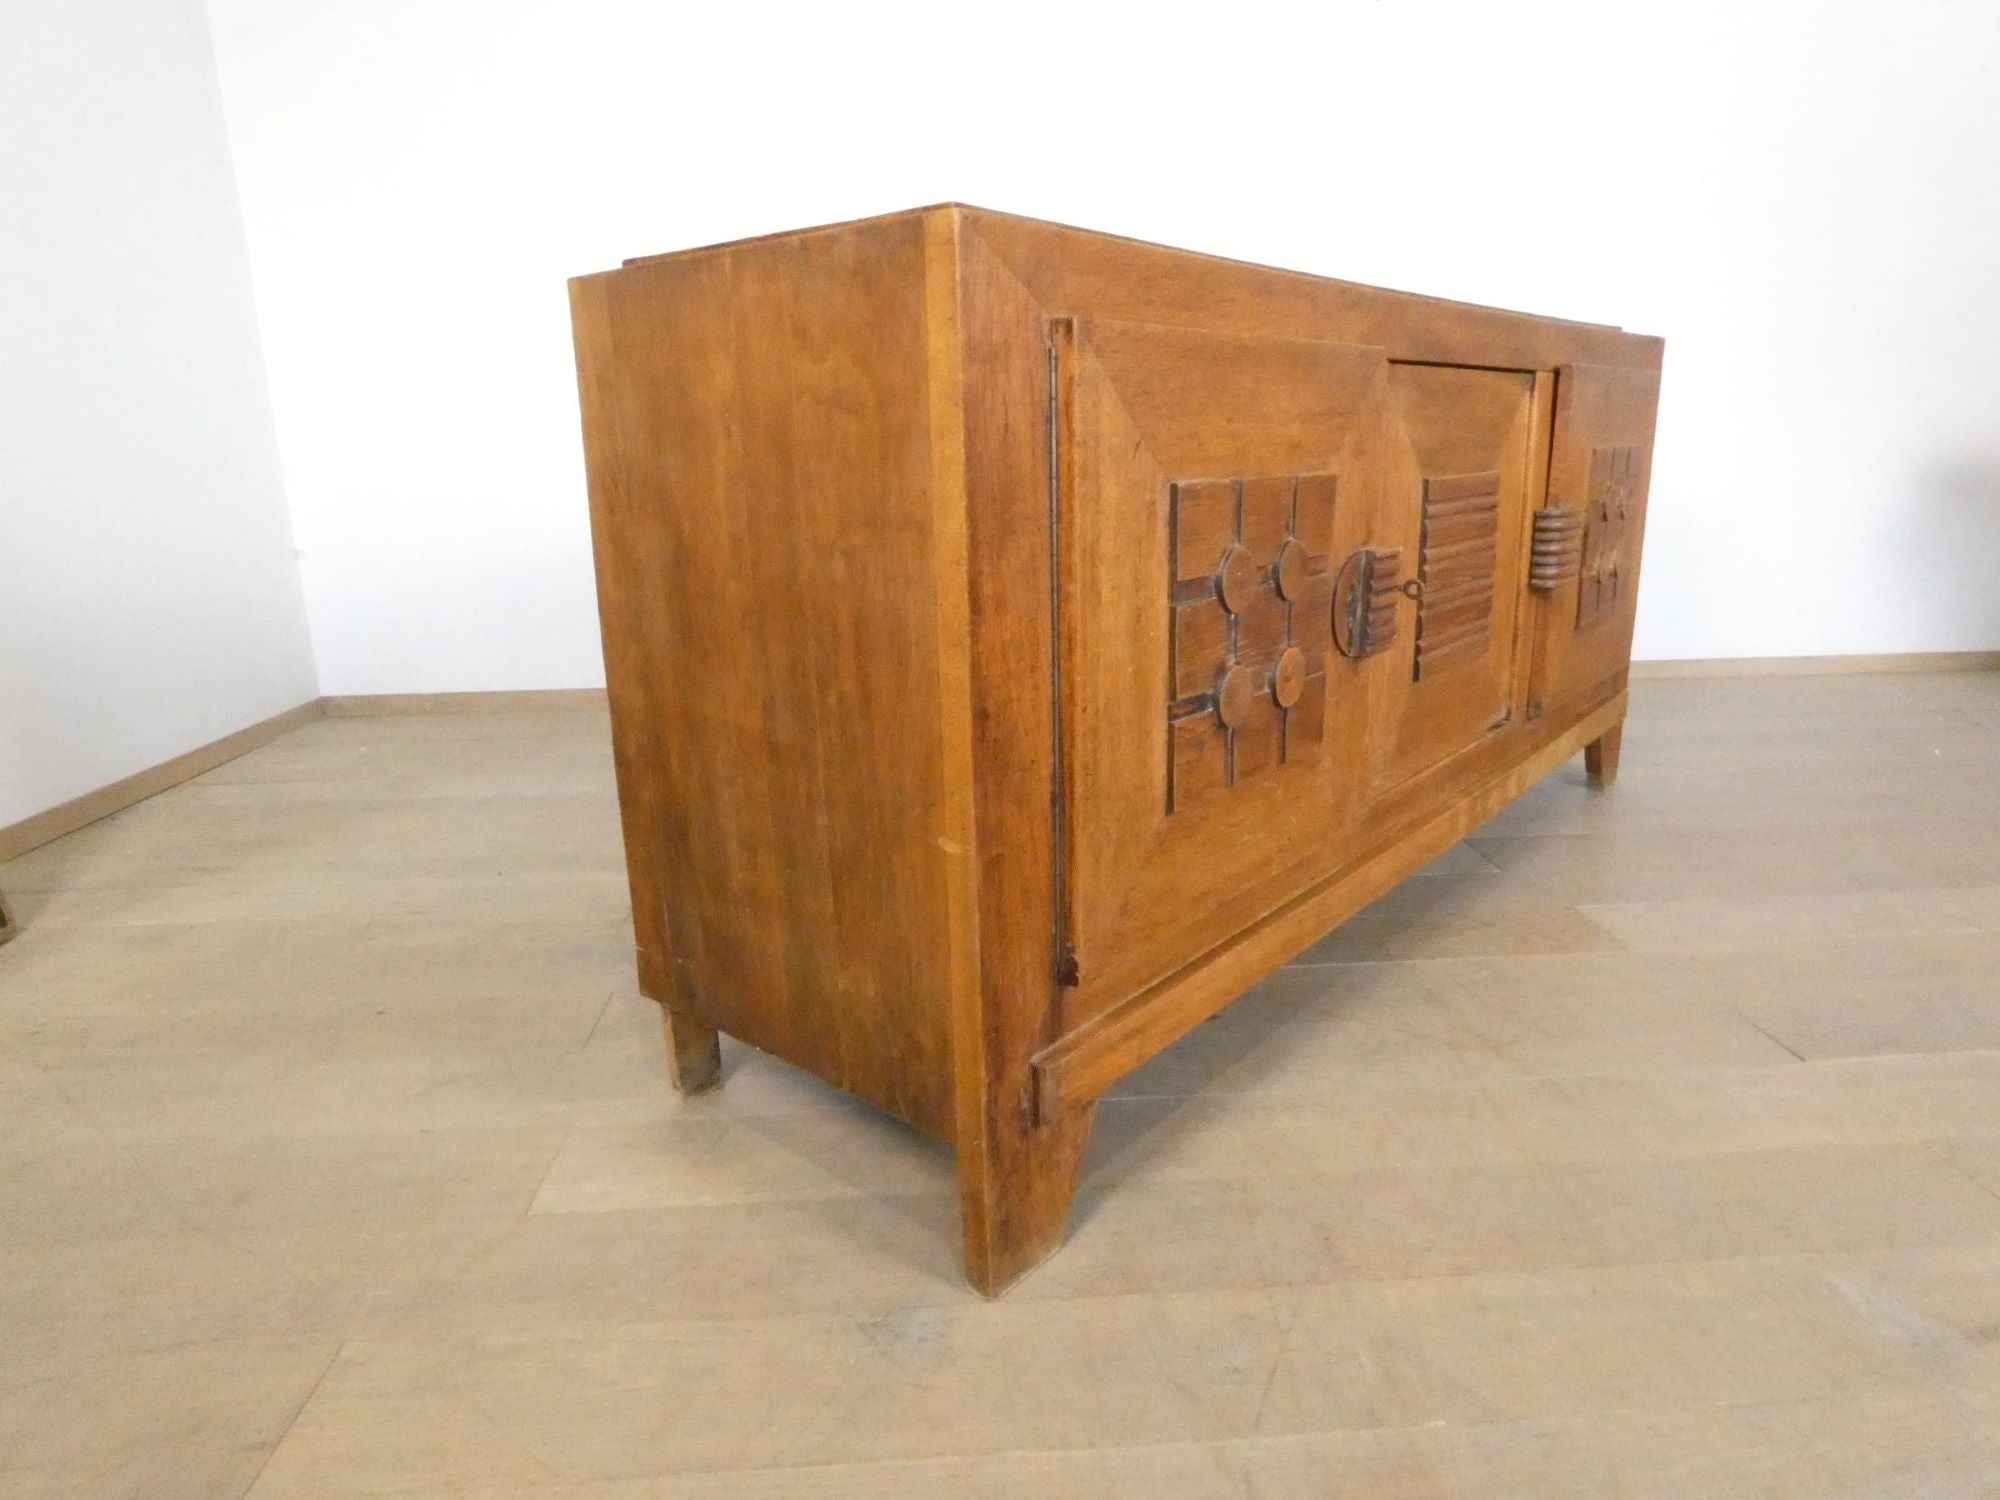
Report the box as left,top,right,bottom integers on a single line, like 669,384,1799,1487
569,215,957,1137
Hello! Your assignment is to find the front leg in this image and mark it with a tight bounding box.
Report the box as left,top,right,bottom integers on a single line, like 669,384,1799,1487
957,1097,1096,1298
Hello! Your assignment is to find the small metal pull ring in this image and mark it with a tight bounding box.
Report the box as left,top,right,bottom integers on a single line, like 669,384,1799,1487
1400,578,1425,601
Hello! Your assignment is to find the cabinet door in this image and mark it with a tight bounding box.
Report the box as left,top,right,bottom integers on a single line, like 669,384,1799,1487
1523,363,1661,718
1051,317,1389,1025
1367,364,1540,795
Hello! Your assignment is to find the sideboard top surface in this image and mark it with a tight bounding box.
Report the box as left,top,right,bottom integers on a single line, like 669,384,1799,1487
588,203,1661,367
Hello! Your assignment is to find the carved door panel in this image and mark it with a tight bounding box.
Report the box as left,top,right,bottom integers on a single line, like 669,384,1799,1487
1052,317,1390,1027
1367,364,1539,795
1524,363,1661,718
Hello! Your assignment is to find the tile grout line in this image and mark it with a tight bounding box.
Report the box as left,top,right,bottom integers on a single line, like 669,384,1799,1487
1920,1140,2000,1211
1728,1007,1808,1063
235,1341,345,1500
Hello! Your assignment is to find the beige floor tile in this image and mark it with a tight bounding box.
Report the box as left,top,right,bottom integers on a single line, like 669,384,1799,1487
0,1340,338,1500
1669,932,2000,1059
1034,1143,2000,1299
1090,1052,2000,1192
1578,886,2000,953
1291,885,1622,963
1931,1138,2000,1201
6,867,633,932
1115,954,1796,1095
238,1255,1950,1494
1470,818,2000,903
5,681,2000,1493
320,1391,1994,1499
530,1102,954,1216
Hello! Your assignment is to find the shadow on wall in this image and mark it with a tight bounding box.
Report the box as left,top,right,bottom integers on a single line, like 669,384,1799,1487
1919,454,2000,649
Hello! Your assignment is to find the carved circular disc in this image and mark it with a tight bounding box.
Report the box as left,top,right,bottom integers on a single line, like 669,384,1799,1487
1215,546,1260,615
1273,540,1309,602
1215,665,1257,729
1271,647,1306,708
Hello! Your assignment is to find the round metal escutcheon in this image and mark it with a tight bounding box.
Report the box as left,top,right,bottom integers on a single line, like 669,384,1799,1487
1215,546,1260,615
1273,540,1309,602
1271,647,1306,708
1215,664,1258,728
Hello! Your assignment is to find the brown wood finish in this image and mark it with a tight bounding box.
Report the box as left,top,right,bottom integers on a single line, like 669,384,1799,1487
569,204,1665,1295
570,216,960,1141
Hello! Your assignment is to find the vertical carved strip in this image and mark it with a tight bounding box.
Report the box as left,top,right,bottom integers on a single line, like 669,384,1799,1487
1578,444,1639,626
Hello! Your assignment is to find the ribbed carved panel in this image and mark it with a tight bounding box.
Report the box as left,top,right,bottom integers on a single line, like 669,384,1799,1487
1414,471,1500,680
1529,507,1585,591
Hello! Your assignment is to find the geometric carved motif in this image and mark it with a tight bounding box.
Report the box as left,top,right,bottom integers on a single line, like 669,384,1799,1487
1578,445,1640,626
1166,473,1337,813
1413,470,1501,681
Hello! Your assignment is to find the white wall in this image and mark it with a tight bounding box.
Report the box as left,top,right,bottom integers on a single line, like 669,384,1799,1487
204,0,2000,692
1,0,316,829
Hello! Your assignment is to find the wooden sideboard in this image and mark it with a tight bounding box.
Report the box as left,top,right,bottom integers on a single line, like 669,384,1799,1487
569,205,1663,1295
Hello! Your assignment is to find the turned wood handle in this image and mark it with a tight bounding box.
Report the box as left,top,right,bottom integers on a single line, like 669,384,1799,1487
1528,507,1585,592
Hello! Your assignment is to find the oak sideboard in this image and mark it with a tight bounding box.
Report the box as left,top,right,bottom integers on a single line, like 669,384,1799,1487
569,204,1663,1295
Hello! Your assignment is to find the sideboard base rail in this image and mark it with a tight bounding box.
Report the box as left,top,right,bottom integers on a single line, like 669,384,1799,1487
1030,691,1628,1122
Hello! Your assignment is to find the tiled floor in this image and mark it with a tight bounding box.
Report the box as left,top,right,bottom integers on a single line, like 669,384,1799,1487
4,674,2000,1496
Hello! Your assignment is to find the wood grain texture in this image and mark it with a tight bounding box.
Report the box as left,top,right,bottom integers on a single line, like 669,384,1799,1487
961,205,1663,372
1054,317,1391,1032
1372,364,1535,792
570,204,1666,1291
1527,364,1662,720
945,221,1103,1295
570,214,959,1138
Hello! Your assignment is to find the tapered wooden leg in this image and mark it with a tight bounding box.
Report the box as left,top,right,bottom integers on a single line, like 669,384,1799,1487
660,1003,722,1093
1585,721,1624,788
635,941,720,1093
957,1101,1096,1298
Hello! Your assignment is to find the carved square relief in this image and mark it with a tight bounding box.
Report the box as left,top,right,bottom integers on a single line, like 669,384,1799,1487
1166,473,1336,813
